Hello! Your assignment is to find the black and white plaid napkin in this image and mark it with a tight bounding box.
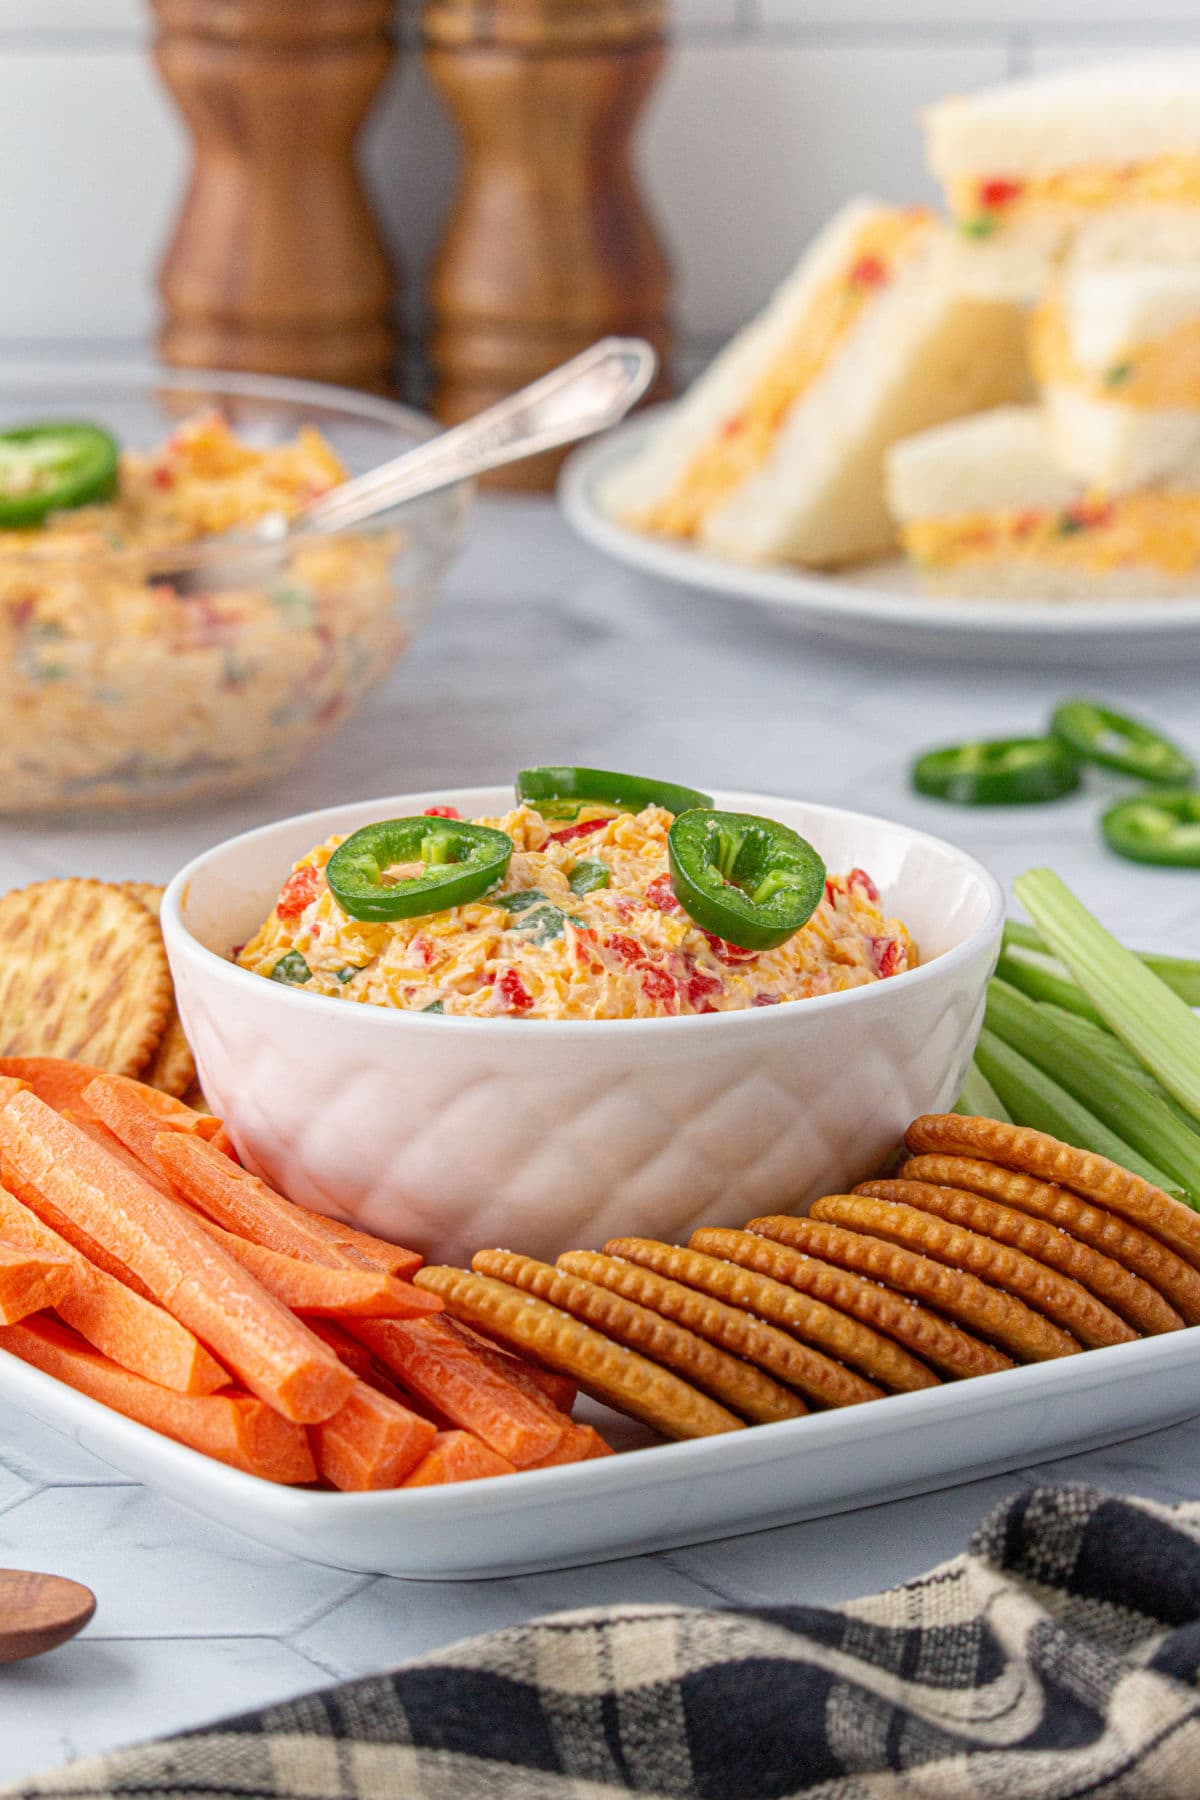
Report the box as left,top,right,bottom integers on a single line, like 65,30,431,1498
9,1482,1200,1798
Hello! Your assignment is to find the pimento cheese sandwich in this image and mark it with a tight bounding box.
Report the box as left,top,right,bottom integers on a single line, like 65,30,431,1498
602,198,1026,569
927,57,1200,300
886,406,1200,600
1031,265,1200,492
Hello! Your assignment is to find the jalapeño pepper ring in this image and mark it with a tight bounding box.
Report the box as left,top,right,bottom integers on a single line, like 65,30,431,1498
1051,700,1194,787
325,817,513,922
516,766,713,820
912,738,1080,807
1101,790,1200,867
667,809,826,952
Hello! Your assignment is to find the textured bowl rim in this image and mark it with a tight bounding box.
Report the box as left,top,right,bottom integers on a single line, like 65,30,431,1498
163,785,1006,1039
0,362,452,570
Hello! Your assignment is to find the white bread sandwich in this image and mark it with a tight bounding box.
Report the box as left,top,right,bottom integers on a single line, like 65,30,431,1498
926,56,1200,301
886,406,1200,600
601,198,1027,569
1031,265,1200,492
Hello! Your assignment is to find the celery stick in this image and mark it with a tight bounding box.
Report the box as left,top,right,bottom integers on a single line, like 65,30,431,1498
1004,917,1200,1005
995,950,1104,1025
1015,869,1200,1126
985,980,1200,1199
954,1060,1012,1123
973,1027,1181,1191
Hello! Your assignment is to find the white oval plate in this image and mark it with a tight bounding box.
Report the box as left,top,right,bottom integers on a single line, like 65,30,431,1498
559,412,1200,665
5,1324,1199,1578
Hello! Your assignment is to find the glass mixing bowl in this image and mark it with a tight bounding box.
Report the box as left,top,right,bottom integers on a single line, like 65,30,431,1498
0,366,470,812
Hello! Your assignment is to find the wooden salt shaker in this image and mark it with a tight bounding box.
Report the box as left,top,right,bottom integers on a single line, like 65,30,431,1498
424,0,674,489
153,0,397,392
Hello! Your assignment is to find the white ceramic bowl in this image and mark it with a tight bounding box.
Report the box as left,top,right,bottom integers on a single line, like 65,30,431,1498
162,787,1004,1266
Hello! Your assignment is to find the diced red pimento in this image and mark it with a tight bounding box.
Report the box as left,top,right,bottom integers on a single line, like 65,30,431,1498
872,937,905,979
1062,500,1115,532
423,805,461,820
644,874,679,913
605,933,645,966
409,935,436,969
846,868,880,904
686,966,723,1010
151,464,176,491
703,931,759,966
849,254,888,288
752,994,781,1007
497,969,533,1013
548,817,609,844
978,177,1024,209
720,415,745,440
276,864,322,919
640,966,676,1008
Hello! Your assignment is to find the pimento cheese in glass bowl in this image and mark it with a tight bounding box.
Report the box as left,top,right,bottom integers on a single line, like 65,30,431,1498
0,366,468,813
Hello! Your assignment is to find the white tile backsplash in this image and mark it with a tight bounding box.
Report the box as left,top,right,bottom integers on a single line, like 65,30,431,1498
0,5,1197,364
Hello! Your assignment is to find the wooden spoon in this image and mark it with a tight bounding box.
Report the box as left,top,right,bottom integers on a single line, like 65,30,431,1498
0,1569,95,1663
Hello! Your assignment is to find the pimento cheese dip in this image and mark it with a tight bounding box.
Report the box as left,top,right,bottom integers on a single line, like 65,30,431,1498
0,413,401,811
237,804,917,1020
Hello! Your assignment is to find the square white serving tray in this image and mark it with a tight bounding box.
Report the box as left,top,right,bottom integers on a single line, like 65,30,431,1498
3,1329,1198,1579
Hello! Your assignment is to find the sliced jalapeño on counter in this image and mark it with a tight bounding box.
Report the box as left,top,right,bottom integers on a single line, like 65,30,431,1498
0,422,119,527
516,766,714,818
1051,699,1195,787
326,817,513,922
912,737,1081,806
667,809,826,952
1101,791,1200,868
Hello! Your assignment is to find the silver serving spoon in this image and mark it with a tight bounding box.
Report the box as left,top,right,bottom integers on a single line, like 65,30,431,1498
177,337,655,589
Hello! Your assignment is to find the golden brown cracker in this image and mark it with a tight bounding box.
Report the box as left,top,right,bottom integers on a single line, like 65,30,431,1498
568,1241,937,1394
868,1174,1180,1338
411,1265,743,1440
590,1240,885,1408
121,882,195,1099
0,879,171,1076
749,1211,1079,1363
692,1228,1012,1381
902,1153,1199,1326
907,1115,1200,1274
837,1188,1135,1350
473,1249,807,1426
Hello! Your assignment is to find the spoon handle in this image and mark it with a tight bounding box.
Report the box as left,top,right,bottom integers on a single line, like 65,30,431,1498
301,337,657,533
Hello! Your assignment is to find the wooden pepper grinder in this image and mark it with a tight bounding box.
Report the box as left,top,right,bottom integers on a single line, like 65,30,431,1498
153,0,397,392
424,0,674,489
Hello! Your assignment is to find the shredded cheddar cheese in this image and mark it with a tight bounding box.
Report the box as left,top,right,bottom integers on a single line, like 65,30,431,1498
950,154,1200,227
629,209,933,540
238,804,917,1021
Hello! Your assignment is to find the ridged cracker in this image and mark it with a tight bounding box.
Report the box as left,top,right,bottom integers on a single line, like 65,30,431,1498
474,1250,807,1426
411,1265,743,1440
750,1212,1079,1363
903,1154,1199,1327
568,1240,937,1393
692,1228,1011,1381
837,1189,1135,1350
907,1115,1200,1275
0,879,171,1076
871,1174,1180,1338
593,1239,885,1408
122,882,195,1098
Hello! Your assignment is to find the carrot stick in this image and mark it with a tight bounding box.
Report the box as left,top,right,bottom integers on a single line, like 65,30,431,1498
0,1059,96,1116
305,1319,377,1381
0,1316,315,1483
81,1074,228,1174
0,1238,75,1324
311,1380,437,1491
151,1132,369,1269
402,1430,516,1486
349,1317,568,1468
61,1109,177,1196
0,1091,353,1424
0,1185,227,1395
187,1214,440,1318
283,1211,423,1280
525,1423,613,1468
442,1319,578,1415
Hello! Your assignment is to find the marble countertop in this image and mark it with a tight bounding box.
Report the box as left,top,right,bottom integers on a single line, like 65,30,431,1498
3,496,1200,1784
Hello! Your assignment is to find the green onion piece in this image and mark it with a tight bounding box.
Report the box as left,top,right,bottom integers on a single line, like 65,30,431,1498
985,980,1200,1201
1014,869,1200,1126
1004,918,1200,1005
954,1060,1012,1122
495,890,551,915
973,1026,1180,1191
994,950,1105,1025
422,1000,445,1014
270,951,312,986
335,966,360,984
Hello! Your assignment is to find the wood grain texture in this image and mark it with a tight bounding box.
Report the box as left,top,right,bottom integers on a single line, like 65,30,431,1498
152,0,398,392
424,0,673,489
0,1569,95,1663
